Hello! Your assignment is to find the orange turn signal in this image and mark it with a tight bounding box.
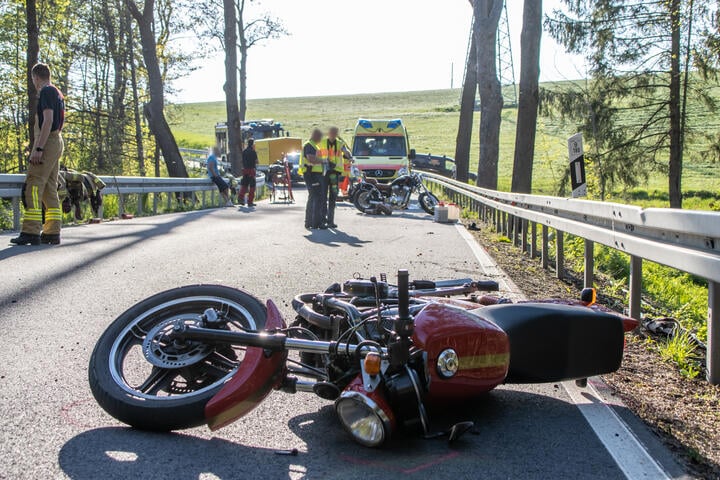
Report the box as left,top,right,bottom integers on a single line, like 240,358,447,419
580,287,597,306
364,352,382,376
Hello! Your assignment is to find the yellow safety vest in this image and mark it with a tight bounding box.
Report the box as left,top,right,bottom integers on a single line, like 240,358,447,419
318,138,346,174
299,140,323,174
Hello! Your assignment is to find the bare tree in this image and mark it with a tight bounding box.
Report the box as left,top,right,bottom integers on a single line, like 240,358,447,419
126,0,188,178
237,0,286,120
472,0,503,189
510,0,542,194
454,30,477,184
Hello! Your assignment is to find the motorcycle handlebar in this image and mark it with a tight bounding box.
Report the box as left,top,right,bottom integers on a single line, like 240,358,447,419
397,269,410,321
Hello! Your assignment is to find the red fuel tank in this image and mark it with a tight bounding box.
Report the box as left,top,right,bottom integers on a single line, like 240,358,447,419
412,303,509,402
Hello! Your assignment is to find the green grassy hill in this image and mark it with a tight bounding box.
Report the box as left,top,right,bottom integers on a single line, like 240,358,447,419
169,87,719,206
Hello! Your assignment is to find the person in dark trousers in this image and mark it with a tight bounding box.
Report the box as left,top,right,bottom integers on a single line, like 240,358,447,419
300,129,325,229
238,139,258,207
206,146,233,207
319,127,352,229
12,63,65,246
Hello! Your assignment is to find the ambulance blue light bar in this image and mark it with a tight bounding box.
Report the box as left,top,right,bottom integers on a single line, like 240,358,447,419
358,119,373,129
386,120,402,129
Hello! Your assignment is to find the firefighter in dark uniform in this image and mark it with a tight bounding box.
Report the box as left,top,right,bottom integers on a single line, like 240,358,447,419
238,139,258,207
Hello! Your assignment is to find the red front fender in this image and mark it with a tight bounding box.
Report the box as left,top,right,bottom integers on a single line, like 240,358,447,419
205,299,287,431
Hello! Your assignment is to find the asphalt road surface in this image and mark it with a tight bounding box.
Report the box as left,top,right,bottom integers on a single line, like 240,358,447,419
0,191,689,479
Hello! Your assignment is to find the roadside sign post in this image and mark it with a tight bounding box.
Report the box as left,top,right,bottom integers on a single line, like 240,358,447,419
568,133,587,198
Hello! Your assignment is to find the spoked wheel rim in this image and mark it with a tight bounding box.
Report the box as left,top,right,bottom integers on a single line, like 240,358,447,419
108,296,259,401
355,191,376,210
420,193,438,213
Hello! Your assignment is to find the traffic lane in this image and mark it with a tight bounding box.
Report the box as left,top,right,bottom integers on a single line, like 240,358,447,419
0,194,620,478
57,385,622,480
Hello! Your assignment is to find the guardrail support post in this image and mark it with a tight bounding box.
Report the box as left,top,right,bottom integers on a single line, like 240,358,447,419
494,209,500,232
512,216,519,247
629,256,643,320
708,281,720,385
119,195,125,216
201,191,206,209
556,230,564,279
542,225,549,269
153,193,158,214
136,194,143,217
167,192,172,211
521,219,528,253
12,197,20,231
584,239,594,288
531,222,538,258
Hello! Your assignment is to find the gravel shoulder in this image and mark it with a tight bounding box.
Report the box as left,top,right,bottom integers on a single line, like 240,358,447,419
463,221,720,480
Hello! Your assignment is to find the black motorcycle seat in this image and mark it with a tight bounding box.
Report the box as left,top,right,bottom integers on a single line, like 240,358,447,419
476,303,624,383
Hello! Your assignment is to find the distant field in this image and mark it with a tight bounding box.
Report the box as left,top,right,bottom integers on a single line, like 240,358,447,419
169,87,719,205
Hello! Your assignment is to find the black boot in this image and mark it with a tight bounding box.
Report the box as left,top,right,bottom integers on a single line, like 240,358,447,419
10,233,41,245
40,233,61,245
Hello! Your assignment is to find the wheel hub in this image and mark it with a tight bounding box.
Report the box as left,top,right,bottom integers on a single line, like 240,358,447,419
142,316,213,369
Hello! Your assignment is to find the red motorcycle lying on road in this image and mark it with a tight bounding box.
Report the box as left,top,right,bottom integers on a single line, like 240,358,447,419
89,270,636,447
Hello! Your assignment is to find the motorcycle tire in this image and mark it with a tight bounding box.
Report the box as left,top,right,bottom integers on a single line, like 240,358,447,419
353,189,380,213
418,192,439,215
88,284,267,431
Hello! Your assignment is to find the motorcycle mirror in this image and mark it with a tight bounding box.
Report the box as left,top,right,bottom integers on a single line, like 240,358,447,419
408,149,416,160
447,421,475,444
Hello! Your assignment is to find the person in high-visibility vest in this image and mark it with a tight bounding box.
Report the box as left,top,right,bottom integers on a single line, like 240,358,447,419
318,127,352,229
300,128,325,229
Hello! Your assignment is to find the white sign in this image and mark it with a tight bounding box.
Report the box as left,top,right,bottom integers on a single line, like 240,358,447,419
568,133,586,198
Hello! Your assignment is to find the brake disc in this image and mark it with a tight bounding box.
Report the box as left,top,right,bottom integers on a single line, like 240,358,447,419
142,316,214,369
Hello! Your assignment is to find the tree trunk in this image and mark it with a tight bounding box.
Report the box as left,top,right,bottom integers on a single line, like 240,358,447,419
102,0,129,173
511,0,542,194
224,0,243,176
668,0,683,208
454,32,477,183
473,0,504,190
126,0,188,178
237,0,248,122
128,16,145,176
25,0,39,165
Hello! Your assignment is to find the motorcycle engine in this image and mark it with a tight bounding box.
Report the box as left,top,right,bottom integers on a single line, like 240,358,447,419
390,185,411,206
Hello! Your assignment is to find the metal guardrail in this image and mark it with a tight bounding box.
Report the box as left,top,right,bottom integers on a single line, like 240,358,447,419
421,171,720,384
0,173,265,230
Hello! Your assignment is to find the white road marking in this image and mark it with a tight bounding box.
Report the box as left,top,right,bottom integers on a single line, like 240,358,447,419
455,222,672,480
564,381,670,480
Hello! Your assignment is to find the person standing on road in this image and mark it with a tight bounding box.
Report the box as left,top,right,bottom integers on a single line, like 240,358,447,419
207,146,233,207
318,127,351,229
238,139,258,207
11,63,65,246
299,129,325,229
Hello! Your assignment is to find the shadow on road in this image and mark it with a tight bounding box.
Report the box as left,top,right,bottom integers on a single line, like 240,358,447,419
58,389,630,480
58,427,298,480
304,229,372,248
0,210,209,307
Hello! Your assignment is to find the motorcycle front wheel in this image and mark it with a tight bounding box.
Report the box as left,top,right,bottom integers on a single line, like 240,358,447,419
418,192,439,215
353,189,379,213
88,284,267,431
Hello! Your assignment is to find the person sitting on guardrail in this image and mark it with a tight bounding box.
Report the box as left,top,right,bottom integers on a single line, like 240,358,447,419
238,139,258,207
207,146,233,207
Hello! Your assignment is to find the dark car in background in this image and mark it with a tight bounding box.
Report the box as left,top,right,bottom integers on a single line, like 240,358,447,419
412,153,477,182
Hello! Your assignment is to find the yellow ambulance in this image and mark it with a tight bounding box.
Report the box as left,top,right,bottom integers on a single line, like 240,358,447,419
351,118,415,182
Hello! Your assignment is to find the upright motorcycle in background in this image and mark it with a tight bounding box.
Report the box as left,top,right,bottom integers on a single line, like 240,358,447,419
89,270,636,447
352,172,439,216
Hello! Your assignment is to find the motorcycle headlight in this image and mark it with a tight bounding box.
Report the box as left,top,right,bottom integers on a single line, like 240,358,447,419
335,391,391,447
397,167,409,177
437,348,459,378
350,166,362,178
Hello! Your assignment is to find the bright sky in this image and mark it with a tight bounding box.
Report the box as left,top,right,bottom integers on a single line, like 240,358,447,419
172,0,586,103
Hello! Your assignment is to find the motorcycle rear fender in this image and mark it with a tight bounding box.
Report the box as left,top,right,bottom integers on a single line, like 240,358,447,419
477,303,626,384
205,299,287,431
